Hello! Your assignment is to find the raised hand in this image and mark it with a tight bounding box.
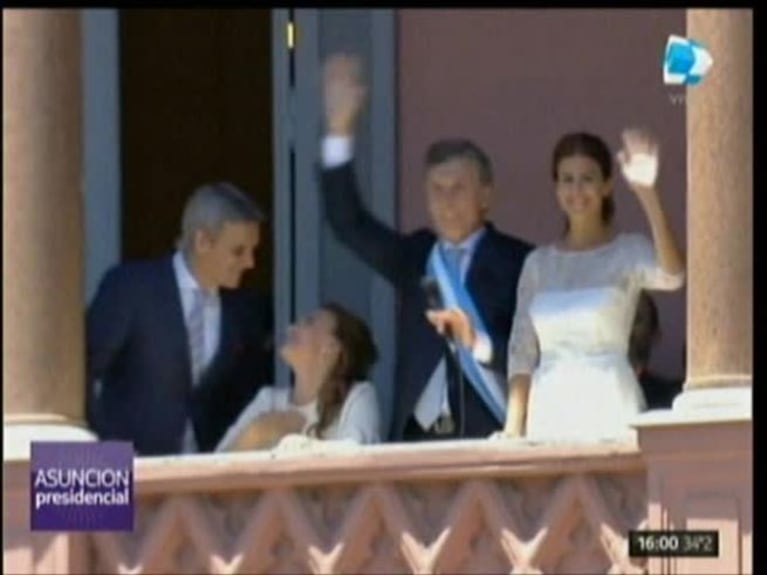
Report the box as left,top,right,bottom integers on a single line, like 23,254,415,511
616,128,685,279
616,128,660,194
323,54,367,136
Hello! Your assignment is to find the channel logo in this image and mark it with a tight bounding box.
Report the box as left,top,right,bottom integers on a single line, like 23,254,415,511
31,441,134,531
663,35,713,86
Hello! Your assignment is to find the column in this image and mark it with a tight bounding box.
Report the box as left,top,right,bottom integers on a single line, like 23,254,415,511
677,8,753,410
635,10,753,575
3,9,95,460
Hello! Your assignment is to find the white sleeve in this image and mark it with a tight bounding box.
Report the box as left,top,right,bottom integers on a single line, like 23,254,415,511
507,251,540,378
335,383,381,444
215,387,275,452
628,233,685,291
322,135,354,168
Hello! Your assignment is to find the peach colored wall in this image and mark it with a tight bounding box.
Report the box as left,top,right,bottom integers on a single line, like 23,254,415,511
3,428,753,575
4,442,650,574
638,418,753,575
4,426,752,574
397,9,687,378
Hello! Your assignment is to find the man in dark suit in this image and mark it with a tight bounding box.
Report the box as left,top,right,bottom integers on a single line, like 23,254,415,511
86,182,270,455
320,55,533,442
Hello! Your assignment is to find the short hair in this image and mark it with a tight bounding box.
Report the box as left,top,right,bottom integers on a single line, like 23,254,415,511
179,182,265,252
424,139,494,185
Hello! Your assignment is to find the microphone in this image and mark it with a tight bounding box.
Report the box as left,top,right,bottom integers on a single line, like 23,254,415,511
420,276,443,309
420,276,454,341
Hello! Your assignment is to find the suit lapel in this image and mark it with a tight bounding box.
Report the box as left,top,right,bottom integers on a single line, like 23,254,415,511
466,224,502,327
162,254,237,389
466,223,497,290
196,291,238,393
159,257,195,388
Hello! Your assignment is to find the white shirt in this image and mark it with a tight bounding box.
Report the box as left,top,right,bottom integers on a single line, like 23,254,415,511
173,251,221,453
414,229,494,429
173,251,221,371
322,135,492,430
215,381,381,451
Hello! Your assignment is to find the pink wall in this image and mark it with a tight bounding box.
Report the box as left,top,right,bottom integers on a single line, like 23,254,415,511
6,422,752,574
397,8,687,378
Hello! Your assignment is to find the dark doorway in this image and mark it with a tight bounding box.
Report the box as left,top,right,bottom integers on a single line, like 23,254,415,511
119,9,273,295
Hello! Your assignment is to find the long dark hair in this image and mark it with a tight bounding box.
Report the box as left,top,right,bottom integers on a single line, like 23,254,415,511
307,303,379,438
552,132,615,228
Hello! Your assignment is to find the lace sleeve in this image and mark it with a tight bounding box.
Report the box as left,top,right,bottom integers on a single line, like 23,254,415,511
507,251,540,378
628,233,685,291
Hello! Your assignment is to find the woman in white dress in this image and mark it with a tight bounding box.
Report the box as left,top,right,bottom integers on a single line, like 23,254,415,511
217,303,381,451
503,129,685,441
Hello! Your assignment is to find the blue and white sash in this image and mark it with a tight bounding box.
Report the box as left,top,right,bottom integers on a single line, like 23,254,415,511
427,244,507,423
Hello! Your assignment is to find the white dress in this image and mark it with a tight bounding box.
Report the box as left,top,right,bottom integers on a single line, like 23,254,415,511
215,381,381,452
507,233,684,441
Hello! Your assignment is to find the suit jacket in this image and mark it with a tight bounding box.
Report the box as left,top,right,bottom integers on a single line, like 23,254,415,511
85,256,270,455
321,161,533,440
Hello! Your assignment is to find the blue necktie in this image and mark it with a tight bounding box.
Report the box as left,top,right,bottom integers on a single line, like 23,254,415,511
188,289,208,384
183,288,208,453
445,246,465,284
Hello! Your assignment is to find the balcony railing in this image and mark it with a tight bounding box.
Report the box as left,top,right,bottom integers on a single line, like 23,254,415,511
5,438,649,574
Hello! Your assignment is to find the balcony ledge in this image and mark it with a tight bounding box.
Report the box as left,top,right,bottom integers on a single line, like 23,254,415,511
133,437,644,494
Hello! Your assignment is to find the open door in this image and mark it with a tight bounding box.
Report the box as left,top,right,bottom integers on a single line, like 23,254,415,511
272,9,398,433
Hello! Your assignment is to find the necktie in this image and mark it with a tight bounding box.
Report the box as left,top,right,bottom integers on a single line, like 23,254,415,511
188,288,207,385
183,288,208,454
444,246,465,283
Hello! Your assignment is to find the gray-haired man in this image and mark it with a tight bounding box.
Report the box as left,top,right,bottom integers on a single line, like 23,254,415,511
86,182,271,455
